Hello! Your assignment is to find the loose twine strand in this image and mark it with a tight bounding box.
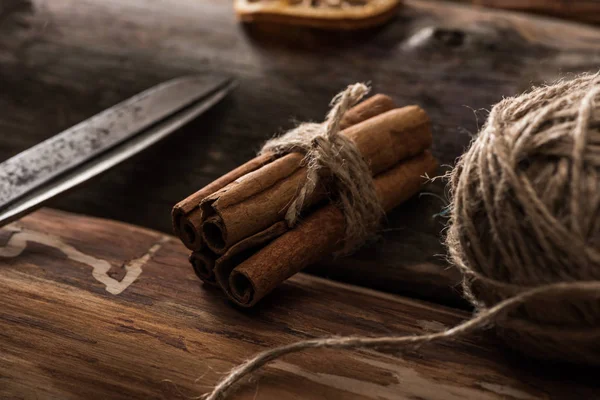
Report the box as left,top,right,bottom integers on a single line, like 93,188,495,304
260,83,385,254
204,282,600,400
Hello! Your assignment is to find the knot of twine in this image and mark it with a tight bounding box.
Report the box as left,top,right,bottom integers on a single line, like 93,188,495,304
260,83,384,254
204,74,600,400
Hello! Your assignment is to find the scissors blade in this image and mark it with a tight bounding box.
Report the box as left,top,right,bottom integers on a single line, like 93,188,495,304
0,74,235,227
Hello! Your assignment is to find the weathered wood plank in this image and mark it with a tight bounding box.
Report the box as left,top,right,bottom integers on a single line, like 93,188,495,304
1,208,598,399
1,0,599,304
452,0,600,24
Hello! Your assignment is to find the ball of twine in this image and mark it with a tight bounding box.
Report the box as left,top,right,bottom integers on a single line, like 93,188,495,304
447,73,600,364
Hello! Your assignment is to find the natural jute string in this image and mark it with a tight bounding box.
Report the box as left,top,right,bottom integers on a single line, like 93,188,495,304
260,83,384,254
447,73,600,363
205,283,600,400
205,74,600,399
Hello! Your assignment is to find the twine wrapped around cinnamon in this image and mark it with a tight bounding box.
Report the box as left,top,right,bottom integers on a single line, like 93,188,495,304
203,74,600,400
175,92,425,254
259,83,384,254
175,85,435,307
173,84,435,308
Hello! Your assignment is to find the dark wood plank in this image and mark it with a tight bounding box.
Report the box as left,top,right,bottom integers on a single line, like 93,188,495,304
452,0,600,24
1,0,599,304
1,208,598,399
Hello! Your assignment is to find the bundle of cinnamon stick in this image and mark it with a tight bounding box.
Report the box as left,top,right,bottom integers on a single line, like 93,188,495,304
173,93,437,307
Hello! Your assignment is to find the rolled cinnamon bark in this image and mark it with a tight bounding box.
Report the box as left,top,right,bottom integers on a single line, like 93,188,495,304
174,153,275,250
215,151,438,307
189,249,218,286
201,105,432,254
173,94,396,251
205,220,289,284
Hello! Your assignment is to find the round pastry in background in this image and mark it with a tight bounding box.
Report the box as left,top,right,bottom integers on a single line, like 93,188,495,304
234,0,402,30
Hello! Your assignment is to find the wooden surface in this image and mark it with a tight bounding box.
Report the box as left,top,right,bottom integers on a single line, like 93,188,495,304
1,0,600,304
1,208,598,400
453,1,600,24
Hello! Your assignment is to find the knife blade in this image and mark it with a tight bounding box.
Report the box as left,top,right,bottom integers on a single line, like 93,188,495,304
0,74,235,227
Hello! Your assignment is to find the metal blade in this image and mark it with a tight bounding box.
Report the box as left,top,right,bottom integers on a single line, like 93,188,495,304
0,75,235,227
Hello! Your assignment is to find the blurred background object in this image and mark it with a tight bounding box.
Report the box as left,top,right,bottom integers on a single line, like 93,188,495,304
234,0,402,29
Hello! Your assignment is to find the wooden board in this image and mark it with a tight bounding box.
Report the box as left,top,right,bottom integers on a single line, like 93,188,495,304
452,1,600,24
1,0,600,304
1,208,598,399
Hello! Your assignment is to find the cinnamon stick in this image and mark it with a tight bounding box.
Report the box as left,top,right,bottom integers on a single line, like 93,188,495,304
201,106,432,254
215,151,438,307
174,94,396,251
189,250,218,286
174,153,275,249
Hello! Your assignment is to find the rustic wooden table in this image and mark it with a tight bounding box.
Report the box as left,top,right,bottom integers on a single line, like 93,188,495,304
1,209,598,399
1,0,600,302
1,2,600,398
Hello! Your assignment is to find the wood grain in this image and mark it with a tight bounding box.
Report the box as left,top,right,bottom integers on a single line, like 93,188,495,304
451,1,600,24
1,208,599,399
1,0,600,304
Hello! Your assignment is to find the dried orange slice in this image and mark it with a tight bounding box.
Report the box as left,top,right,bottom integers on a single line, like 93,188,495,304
234,0,401,30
